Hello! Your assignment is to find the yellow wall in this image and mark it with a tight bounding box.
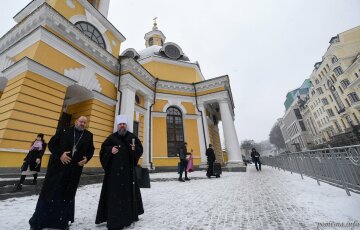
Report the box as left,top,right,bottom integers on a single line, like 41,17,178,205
142,61,202,83
96,74,117,100
14,41,84,74
153,99,168,112
105,30,121,57
0,71,66,150
0,91,3,99
152,117,167,157
182,102,196,114
67,99,115,154
139,114,144,143
184,119,200,159
46,0,85,19
208,120,224,164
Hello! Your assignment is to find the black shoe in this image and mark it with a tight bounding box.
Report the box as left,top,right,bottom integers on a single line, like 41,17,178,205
178,178,185,182
14,183,22,191
184,177,190,181
207,175,211,178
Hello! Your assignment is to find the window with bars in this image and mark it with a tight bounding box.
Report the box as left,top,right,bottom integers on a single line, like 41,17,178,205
348,92,360,104
75,21,106,49
166,107,184,157
321,98,329,106
340,79,351,89
327,109,335,117
334,66,343,76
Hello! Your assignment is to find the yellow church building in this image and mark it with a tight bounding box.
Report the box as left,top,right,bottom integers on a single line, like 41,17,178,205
0,0,245,171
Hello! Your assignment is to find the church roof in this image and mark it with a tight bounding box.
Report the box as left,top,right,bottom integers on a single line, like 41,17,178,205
122,44,191,62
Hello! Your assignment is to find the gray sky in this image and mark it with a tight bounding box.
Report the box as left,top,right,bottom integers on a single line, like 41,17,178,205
1,0,360,143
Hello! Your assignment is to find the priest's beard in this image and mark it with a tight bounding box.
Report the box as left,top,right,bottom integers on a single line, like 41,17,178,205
75,125,85,131
118,128,127,136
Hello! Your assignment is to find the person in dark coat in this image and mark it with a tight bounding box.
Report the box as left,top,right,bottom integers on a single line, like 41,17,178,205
15,133,47,190
95,114,144,230
250,148,261,171
178,142,192,182
206,144,216,178
29,116,94,230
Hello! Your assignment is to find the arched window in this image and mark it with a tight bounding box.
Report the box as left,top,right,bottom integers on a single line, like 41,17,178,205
166,107,184,157
75,21,106,49
149,37,154,46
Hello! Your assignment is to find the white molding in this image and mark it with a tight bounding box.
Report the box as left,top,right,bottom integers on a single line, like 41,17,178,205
2,57,75,86
1,26,117,85
184,114,200,119
135,104,147,114
162,102,187,114
0,56,15,73
120,73,154,98
14,0,125,42
151,112,167,117
0,148,51,155
64,67,102,91
2,4,119,72
92,90,117,106
77,0,126,42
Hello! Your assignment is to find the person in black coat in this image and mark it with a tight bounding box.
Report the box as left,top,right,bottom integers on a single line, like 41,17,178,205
250,148,261,171
206,144,216,178
29,116,95,230
96,114,144,230
15,133,47,190
178,142,192,182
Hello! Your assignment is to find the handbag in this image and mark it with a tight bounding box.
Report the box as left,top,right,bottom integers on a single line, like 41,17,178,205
135,165,151,188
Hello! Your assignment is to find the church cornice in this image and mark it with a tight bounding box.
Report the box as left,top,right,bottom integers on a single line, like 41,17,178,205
1,3,119,70
121,57,233,96
13,0,126,42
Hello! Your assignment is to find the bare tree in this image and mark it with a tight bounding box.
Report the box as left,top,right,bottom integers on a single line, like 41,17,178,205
269,122,286,150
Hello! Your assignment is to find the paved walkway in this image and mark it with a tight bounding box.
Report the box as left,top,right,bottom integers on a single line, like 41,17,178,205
0,166,359,229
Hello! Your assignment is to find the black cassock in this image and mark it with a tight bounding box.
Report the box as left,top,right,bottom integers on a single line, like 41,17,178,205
95,131,144,229
29,126,94,230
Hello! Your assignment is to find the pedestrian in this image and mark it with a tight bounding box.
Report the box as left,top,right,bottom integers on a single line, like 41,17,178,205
178,142,192,182
95,114,144,229
206,144,216,178
14,133,47,190
29,116,94,230
250,148,261,171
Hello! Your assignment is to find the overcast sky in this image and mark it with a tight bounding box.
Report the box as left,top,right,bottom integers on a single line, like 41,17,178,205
1,0,360,143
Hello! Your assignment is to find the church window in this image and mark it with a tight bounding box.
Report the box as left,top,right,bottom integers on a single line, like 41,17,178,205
166,107,184,157
135,95,140,104
133,121,139,137
149,37,154,46
75,21,106,49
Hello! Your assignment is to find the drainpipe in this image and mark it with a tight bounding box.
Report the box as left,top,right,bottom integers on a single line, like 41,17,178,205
148,78,159,169
193,82,207,149
117,56,123,115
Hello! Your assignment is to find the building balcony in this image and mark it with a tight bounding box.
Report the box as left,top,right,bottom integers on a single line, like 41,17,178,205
319,121,333,132
351,101,360,109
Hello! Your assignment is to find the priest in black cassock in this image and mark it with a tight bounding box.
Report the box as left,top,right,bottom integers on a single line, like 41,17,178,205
95,114,144,230
29,116,94,230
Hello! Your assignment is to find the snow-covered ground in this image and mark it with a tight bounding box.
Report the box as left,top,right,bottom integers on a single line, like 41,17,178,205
1,166,359,229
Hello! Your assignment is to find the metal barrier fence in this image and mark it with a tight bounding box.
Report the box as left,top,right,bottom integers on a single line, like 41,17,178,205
261,145,360,196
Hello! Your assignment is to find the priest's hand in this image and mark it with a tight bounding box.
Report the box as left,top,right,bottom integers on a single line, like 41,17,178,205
35,158,41,164
60,151,71,165
112,146,119,154
78,156,87,166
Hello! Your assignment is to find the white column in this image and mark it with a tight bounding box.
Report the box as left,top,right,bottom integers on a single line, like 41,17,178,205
120,86,135,132
198,103,209,167
142,97,151,169
200,104,211,147
219,99,243,164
